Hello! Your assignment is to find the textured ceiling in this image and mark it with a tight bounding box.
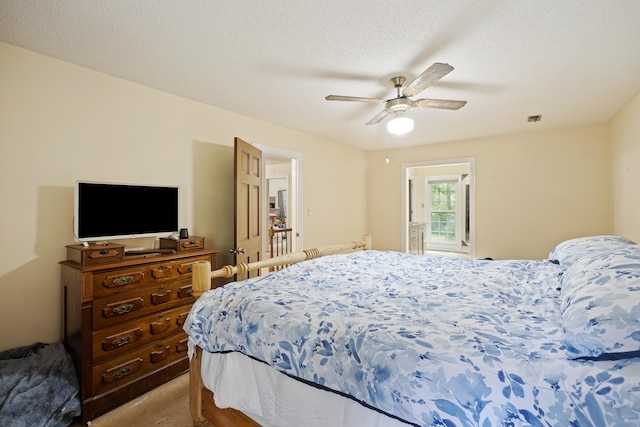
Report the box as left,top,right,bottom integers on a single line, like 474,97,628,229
2,0,640,150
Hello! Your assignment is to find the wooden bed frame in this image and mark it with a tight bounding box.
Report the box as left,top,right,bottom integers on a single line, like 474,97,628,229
189,236,371,427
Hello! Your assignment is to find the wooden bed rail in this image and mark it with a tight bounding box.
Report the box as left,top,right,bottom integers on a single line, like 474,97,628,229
191,235,371,297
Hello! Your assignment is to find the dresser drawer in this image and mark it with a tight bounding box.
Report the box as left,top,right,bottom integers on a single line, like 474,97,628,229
91,255,211,298
93,280,196,329
92,305,192,363
159,236,205,252
66,243,125,266
90,333,189,396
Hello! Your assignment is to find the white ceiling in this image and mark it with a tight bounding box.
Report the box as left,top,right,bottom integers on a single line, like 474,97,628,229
2,1,640,151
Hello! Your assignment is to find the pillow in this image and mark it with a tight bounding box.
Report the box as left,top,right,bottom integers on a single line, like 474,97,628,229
549,235,636,266
560,248,640,359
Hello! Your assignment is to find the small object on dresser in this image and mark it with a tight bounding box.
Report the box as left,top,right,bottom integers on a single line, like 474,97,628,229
179,228,189,239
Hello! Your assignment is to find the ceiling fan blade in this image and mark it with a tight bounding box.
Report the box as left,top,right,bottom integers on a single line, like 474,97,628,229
325,95,385,103
402,63,454,97
414,98,467,110
366,109,391,125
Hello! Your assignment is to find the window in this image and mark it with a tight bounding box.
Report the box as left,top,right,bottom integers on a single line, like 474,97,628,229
426,175,462,251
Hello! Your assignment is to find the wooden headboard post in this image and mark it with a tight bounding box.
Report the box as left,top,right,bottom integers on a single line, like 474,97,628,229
191,235,371,297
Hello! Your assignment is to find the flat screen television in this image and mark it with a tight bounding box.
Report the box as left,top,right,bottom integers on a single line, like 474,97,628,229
74,181,179,242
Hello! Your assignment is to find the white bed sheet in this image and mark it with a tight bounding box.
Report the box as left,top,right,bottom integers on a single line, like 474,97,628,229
201,351,410,427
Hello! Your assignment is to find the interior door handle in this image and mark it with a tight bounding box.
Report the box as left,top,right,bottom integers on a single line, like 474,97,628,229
229,248,246,254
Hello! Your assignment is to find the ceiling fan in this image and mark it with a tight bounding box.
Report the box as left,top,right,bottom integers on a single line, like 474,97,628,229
325,63,467,134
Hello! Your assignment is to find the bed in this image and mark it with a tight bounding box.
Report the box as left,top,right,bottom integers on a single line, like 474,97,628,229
184,235,640,426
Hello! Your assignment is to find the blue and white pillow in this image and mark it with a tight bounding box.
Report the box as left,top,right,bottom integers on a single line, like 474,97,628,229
560,245,640,359
549,235,636,267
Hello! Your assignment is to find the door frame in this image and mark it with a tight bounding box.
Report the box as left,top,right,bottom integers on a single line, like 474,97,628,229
401,157,476,258
256,144,303,252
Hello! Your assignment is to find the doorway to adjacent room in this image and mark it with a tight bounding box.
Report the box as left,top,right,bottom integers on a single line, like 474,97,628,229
402,158,475,258
258,144,302,256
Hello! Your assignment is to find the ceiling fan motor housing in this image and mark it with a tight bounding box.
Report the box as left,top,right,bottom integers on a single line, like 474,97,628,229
386,97,413,112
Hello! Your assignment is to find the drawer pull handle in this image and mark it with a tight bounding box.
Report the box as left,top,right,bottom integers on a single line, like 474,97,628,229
112,303,134,315
181,240,202,249
103,298,144,318
150,318,171,334
88,249,120,259
114,367,131,379
113,335,132,346
177,338,189,353
113,304,133,316
151,289,172,305
150,345,170,363
151,265,173,279
176,312,189,326
178,286,193,298
178,263,194,274
102,358,143,384
103,272,144,288
102,328,143,351
113,304,134,316
113,276,134,286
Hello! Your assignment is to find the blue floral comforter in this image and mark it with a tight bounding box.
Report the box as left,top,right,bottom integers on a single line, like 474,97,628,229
184,250,640,426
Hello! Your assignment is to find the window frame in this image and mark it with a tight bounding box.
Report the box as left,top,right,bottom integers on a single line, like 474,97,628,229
425,175,462,251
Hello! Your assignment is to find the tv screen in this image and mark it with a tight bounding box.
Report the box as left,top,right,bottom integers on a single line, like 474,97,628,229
74,181,179,241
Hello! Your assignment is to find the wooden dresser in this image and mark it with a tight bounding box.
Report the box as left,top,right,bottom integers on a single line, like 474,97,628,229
60,244,217,422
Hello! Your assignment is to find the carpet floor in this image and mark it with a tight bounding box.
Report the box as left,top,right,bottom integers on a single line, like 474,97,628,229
71,373,209,426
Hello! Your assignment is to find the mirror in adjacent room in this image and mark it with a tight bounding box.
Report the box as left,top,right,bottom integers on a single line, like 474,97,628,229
267,176,288,226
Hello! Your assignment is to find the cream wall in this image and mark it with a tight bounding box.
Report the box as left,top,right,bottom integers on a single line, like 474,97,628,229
0,43,367,351
368,125,613,260
611,91,640,242
1,40,637,351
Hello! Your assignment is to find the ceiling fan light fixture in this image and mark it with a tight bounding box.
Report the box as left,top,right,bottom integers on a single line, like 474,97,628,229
387,114,414,135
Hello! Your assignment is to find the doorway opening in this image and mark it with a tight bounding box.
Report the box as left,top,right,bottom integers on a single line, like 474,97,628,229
257,144,303,257
402,158,475,258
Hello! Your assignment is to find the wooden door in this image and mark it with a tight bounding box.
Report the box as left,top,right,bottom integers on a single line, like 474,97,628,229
234,137,263,280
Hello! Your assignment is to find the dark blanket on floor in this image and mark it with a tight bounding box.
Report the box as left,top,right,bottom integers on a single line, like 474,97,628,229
0,342,81,427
